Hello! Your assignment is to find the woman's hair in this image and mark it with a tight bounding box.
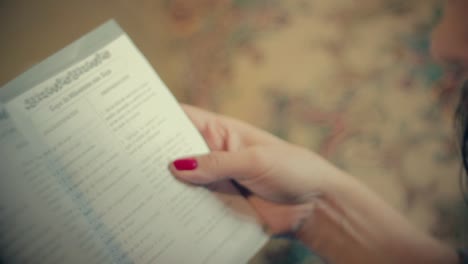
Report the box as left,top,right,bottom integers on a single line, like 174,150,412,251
456,80,468,204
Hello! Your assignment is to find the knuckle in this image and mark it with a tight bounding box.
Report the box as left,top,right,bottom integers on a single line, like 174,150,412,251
247,147,271,176
248,148,265,165
204,153,223,170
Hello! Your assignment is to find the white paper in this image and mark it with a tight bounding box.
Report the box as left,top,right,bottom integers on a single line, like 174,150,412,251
0,22,267,264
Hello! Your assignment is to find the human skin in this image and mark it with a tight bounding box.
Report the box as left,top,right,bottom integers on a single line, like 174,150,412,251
170,1,468,263
431,0,468,69
171,104,457,264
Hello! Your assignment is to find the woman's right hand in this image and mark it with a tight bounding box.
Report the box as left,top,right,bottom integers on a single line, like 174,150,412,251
170,105,458,264
169,104,346,235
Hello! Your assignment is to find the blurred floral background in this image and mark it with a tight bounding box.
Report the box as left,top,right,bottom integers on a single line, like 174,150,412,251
1,0,467,263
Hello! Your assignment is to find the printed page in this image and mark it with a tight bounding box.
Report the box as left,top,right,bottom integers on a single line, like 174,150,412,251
0,21,267,264
0,105,113,263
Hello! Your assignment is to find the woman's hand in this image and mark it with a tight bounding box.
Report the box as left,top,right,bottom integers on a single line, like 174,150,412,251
169,104,458,264
169,104,344,234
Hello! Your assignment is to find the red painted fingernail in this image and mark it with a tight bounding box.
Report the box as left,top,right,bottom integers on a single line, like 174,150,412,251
173,158,198,170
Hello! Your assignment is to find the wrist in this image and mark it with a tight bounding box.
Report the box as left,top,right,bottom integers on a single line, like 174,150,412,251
294,174,345,241
293,195,348,262
294,166,459,264
300,149,355,203
294,166,365,259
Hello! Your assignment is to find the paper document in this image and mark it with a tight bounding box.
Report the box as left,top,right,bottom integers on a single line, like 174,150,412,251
0,20,267,264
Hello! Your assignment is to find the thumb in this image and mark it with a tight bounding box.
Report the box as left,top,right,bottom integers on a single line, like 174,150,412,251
169,150,264,185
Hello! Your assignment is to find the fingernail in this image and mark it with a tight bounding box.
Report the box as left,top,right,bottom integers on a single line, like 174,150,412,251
173,158,198,170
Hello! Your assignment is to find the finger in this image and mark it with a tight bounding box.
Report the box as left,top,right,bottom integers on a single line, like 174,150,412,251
181,104,216,132
181,104,284,147
169,150,264,185
181,104,231,151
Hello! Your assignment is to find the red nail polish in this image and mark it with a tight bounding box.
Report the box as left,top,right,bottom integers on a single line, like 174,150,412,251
173,158,198,170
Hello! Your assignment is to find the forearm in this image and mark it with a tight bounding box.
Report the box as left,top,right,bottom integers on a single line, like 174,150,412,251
297,170,458,264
